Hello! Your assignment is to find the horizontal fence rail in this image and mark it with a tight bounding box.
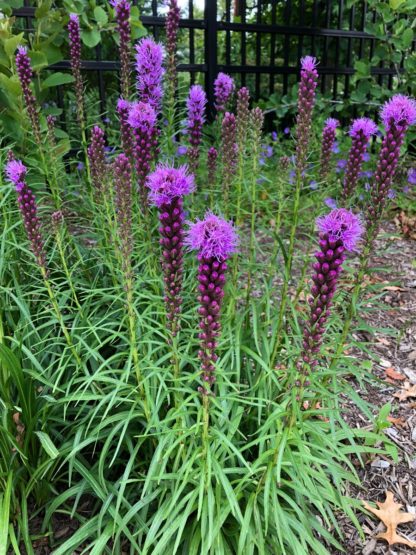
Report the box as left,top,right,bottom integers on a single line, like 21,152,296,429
11,1,409,119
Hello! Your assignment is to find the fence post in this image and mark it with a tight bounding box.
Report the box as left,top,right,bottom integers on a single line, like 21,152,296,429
205,0,217,120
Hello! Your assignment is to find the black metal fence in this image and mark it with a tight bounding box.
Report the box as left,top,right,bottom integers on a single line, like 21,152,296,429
12,0,404,116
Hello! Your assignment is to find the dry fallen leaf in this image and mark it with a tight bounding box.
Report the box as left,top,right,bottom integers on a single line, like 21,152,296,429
363,491,416,548
385,367,406,381
387,416,407,429
394,382,416,402
395,210,416,240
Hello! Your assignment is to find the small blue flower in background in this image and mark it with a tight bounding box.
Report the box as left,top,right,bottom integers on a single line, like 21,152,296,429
265,145,273,158
324,197,337,209
284,127,290,135
176,145,187,156
257,176,266,184
103,117,111,124
359,170,373,179
77,162,84,171
363,152,370,162
387,189,396,200
364,182,371,192
259,157,266,166
407,168,416,185
309,180,318,190
289,169,296,184
271,131,278,141
332,141,340,154
403,185,410,193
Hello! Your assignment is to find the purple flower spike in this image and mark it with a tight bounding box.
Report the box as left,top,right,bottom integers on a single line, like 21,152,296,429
114,153,133,271
186,85,207,173
148,163,194,336
221,112,238,203
294,208,363,399
147,163,195,207
135,38,164,112
117,98,133,161
319,118,339,179
296,55,319,175
236,87,250,148
128,101,158,207
342,117,377,201
113,0,131,99
316,208,363,252
207,147,218,193
214,72,235,113
68,13,85,128
367,95,416,230
165,0,180,98
5,159,46,269
185,212,238,393
5,159,27,185
15,46,41,145
87,126,107,197
380,94,416,129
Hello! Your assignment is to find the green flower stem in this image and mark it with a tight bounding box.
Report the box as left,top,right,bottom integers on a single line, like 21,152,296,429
270,169,303,368
245,144,260,312
54,228,83,316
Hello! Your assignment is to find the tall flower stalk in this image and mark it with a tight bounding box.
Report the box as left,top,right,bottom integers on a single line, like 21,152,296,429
342,117,377,201
5,159,81,366
271,56,318,368
87,125,107,199
319,118,339,180
112,0,131,99
292,208,363,411
245,107,264,309
147,164,195,341
235,86,250,225
186,85,207,174
68,14,85,132
117,98,133,162
185,213,238,437
165,0,180,104
15,46,41,146
220,112,237,210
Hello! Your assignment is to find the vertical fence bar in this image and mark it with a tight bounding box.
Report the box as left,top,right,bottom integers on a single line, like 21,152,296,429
283,0,291,95
255,0,262,99
333,0,343,100
269,0,277,95
205,0,217,119
241,0,247,87
189,0,195,85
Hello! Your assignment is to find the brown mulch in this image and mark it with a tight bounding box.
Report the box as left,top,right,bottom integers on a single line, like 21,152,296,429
331,219,416,554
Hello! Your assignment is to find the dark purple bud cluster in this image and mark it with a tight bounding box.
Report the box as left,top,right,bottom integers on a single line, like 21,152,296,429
279,156,290,172
319,118,339,180
117,99,133,162
196,256,228,392
165,0,180,97
112,0,131,99
87,126,107,197
114,153,133,277
15,47,41,145
186,85,207,173
68,14,85,128
295,56,318,176
236,87,250,148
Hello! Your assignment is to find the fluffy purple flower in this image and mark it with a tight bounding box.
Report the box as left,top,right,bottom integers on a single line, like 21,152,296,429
68,13,84,128
6,159,46,269
294,208,362,399
295,55,319,175
214,73,235,113
147,164,195,208
319,118,339,179
186,213,238,393
185,212,239,261
380,94,416,129
15,46,41,145
113,0,131,99
186,85,207,172
5,159,27,186
408,168,416,185
349,117,378,139
316,208,363,252
127,101,156,130
135,38,164,112
343,117,377,200
148,163,193,336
